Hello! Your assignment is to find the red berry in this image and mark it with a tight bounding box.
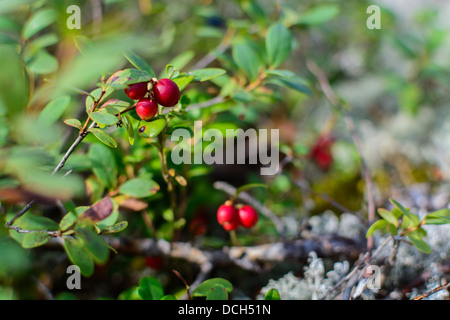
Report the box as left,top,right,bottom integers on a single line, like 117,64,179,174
217,202,240,231
309,135,334,170
124,82,148,100
145,256,164,270
136,98,158,121
153,78,180,107
238,205,259,229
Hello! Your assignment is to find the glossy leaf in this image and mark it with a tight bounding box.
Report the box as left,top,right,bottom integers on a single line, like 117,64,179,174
64,119,82,130
139,118,167,138
89,143,118,188
232,42,260,81
124,51,156,77
190,68,226,82
206,284,228,300
89,128,118,148
407,231,431,254
101,221,128,234
89,111,119,127
172,74,195,91
264,288,281,300
59,211,78,231
75,224,109,264
423,209,450,225
366,219,387,238
22,8,57,40
377,208,399,227
138,276,164,300
107,68,153,86
121,114,135,145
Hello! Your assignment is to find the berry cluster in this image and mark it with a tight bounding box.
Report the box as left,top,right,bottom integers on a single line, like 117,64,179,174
216,200,259,231
124,78,181,121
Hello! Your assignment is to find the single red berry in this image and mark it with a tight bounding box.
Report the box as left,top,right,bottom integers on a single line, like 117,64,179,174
153,78,181,107
145,256,164,270
136,98,158,121
124,82,148,100
309,134,334,170
238,205,259,229
217,201,240,231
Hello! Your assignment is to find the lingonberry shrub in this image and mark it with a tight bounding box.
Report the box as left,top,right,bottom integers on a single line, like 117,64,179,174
217,201,240,231
152,78,181,107
124,82,148,100
136,98,159,121
238,205,259,229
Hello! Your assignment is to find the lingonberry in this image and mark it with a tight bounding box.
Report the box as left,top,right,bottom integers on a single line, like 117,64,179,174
136,98,158,121
153,78,180,107
217,201,240,231
124,82,148,100
238,205,259,229
309,134,334,170
145,256,164,270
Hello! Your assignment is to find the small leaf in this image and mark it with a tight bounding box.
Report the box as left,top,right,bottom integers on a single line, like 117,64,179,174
89,128,118,148
193,278,233,297
38,96,71,125
232,42,260,81
235,183,268,196
206,284,228,300
160,295,177,300
407,231,431,254
122,114,135,145
267,77,312,96
390,199,420,226
119,178,160,198
366,219,387,238
139,118,167,138
89,111,119,127
265,69,296,78
265,22,292,68
27,50,58,74
264,288,281,300
377,208,399,227
80,197,114,223
101,99,130,114
59,211,78,231
189,68,226,82
22,231,51,248
124,51,155,77
22,8,57,39
75,224,109,264
101,221,128,234
172,74,195,91
63,236,95,277
297,5,340,26
106,68,153,86
424,209,450,225
64,119,83,130
138,276,164,300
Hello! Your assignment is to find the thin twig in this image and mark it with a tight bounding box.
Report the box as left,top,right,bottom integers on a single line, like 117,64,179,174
412,282,450,300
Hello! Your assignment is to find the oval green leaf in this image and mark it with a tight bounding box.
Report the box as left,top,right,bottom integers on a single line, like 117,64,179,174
119,178,160,198
89,128,118,148
265,22,292,68
264,288,281,300
63,236,95,277
22,230,51,249
193,278,233,297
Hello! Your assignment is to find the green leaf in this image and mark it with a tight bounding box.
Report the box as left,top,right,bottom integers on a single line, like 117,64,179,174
189,68,226,82
38,96,71,125
119,178,160,198
59,211,78,232
101,221,128,234
89,128,118,148
22,231,51,248
265,69,296,78
232,42,260,81
138,276,164,300
75,224,109,264
64,119,82,130
193,278,233,297
106,68,153,86
423,209,450,225
407,231,431,254
366,219,387,238
264,288,281,300
266,22,292,68
88,143,118,189
122,114,135,145
89,111,119,127
7,212,58,246
160,295,177,300
298,5,340,26
138,118,167,138
172,74,195,91
101,99,130,114
206,284,228,300
390,199,420,226
267,77,312,96
377,208,399,227
27,50,58,74
22,8,57,40
124,51,155,77
63,237,95,277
